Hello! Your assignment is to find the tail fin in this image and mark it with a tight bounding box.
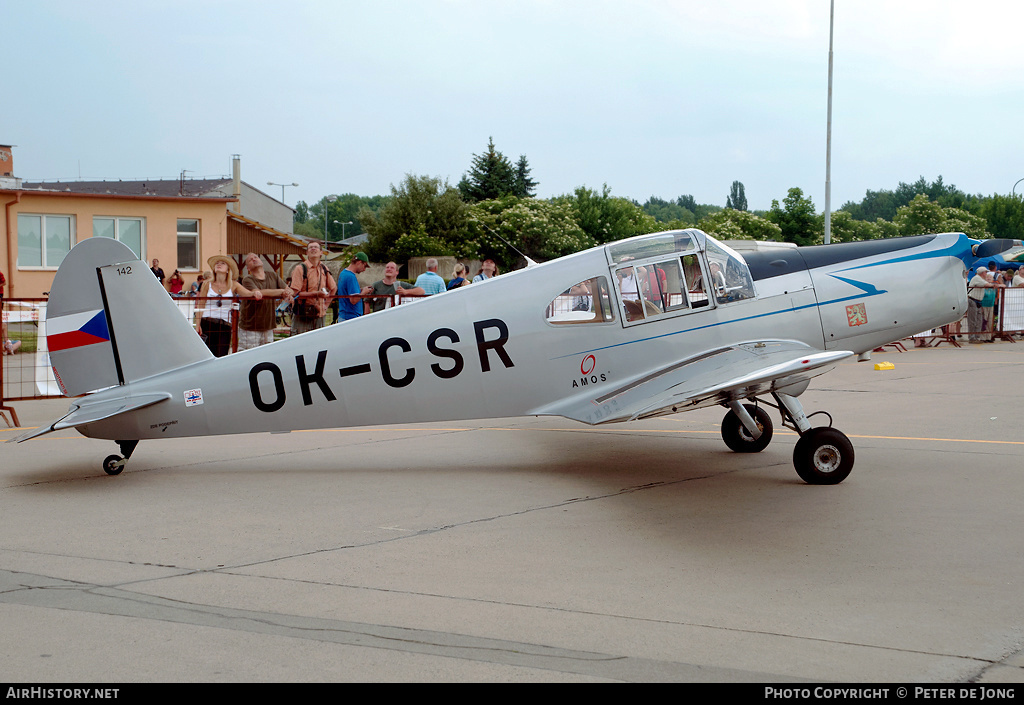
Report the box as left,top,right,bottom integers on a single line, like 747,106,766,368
46,238,212,396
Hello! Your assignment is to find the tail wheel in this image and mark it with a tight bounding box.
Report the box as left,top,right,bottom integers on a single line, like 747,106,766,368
793,427,854,485
103,455,125,476
721,404,773,453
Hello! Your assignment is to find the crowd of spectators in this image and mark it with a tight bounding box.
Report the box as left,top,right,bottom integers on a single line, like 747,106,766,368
966,263,1024,343
147,249,501,354
11,248,1016,360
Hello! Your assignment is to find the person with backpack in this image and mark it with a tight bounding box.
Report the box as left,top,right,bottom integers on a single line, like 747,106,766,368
288,241,337,335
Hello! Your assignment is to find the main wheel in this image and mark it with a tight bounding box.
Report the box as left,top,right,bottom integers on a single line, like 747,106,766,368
102,455,124,476
721,404,773,453
793,427,854,485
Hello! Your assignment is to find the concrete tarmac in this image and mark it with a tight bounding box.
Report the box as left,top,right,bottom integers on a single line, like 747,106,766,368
1,342,1023,682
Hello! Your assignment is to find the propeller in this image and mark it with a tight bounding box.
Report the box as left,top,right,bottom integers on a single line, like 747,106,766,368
972,239,1023,258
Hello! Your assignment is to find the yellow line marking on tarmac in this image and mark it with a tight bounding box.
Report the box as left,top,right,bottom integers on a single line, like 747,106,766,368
843,434,1024,445
480,427,1024,446
4,426,1021,447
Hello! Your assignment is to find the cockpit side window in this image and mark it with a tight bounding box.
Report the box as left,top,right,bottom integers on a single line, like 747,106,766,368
615,265,645,322
617,258,692,322
545,276,615,324
704,239,755,303
683,254,709,308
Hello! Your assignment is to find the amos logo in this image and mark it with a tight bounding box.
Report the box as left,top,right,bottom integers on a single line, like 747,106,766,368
572,354,607,389
581,354,596,375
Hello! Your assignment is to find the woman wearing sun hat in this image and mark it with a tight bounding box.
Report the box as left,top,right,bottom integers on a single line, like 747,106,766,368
193,254,262,357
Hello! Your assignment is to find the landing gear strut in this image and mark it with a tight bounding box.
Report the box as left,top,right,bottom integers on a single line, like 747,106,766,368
102,440,139,476
720,393,854,484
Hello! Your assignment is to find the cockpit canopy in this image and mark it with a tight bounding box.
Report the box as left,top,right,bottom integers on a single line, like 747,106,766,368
607,230,754,324
545,230,756,326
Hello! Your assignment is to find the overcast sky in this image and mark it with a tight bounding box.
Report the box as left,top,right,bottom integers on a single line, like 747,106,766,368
5,0,1023,213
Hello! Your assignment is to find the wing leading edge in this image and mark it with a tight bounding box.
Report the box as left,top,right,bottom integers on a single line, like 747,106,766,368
535,340,853,425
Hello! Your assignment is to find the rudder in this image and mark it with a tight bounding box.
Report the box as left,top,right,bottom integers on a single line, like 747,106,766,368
46,238,212,396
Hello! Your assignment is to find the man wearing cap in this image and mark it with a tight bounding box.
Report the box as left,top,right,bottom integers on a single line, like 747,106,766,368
337,251,371,321
981,269,1001,342
967,265,992,343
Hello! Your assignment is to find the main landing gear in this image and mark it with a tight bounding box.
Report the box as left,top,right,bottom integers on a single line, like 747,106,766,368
102,440,139,476
720,394,854,485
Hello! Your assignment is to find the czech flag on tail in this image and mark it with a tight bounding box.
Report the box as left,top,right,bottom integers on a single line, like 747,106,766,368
47,309,110,352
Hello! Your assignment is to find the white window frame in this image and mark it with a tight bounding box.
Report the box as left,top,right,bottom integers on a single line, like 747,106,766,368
93,216,146,260
176,218,200,271
16,213,76,269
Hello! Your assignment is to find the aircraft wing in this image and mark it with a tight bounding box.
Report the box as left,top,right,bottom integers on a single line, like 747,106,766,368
535,340,853,425
9,392,172,443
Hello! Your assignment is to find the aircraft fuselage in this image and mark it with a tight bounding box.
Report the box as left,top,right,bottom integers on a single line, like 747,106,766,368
73,230,968,441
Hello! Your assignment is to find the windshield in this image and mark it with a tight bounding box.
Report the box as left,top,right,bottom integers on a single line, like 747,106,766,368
607,231,697,264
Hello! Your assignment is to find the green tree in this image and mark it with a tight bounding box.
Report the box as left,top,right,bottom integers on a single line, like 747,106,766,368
698,208,781,241
293,220,322,239
980,194,1024,240
360,174,469,261
293,201,309,225
467,197,593,270
892,194,946,237
391,223,453,260
642,196,696,225
892,194,992,239
874,218,899,239
458,137,517,202
821,210,883,243
311,193,387,242
726,181,747,211
939,207,990,240
842,176,974,222
767,188,818,246
512,155,538,198
556,185,660,245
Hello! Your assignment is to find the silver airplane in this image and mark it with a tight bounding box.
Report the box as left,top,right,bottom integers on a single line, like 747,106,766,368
11,229,1015,484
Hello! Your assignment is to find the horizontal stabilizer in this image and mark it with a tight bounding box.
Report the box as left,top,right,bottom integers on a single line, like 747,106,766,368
534,340,853,425
8,392,171,443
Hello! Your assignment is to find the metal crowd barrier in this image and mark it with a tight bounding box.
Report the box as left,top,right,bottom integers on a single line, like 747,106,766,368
995,287,1024,341
906,287,1024,348
0,291,430,420
2,297,53,422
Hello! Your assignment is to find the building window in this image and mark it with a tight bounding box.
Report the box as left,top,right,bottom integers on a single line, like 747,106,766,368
176,219,199,270
17,214,74,268
93,217,145,259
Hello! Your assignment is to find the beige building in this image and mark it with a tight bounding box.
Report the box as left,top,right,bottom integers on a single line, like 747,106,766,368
0,147,305,299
